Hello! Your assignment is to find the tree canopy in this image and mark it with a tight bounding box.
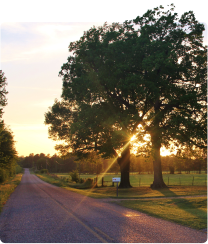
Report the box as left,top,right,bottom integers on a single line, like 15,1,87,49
0,71,17,182
45,5,207,188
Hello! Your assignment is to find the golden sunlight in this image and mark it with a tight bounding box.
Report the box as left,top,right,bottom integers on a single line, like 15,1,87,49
130,134,137,142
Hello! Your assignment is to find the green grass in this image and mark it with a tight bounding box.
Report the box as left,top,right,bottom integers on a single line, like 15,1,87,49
0,174,23,213
116,197,207,230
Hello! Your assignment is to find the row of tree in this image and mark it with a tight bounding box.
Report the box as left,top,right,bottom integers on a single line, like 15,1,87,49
130,155,207,174
18,153,76,173
45,4,207,188
18,152,207,175
0,71,18,183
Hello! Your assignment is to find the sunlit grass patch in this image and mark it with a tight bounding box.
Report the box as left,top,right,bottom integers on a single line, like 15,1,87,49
0,174,23,213
37,174,69,187
115,197,207,230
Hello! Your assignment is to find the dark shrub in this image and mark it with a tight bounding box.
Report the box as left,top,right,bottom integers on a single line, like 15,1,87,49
0,169,9,183
69,170,79,183
40,169,48,174
79,178,84,183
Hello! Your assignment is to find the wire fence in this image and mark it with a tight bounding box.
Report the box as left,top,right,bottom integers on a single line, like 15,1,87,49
92,174,207,187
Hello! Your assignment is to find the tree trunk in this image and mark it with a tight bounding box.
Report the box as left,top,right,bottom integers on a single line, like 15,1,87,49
151,142,167,189
117,144,132,188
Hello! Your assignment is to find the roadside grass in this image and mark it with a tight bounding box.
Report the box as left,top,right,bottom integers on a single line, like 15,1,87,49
36,174,68,187
0,174,23,213
115,197,207,230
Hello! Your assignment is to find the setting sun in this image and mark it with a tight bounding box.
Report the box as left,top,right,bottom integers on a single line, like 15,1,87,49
130,135,137,142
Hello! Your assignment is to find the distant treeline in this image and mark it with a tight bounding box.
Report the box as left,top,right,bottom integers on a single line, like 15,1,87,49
18,153,76,173
130,155,207,174
18,152,207,175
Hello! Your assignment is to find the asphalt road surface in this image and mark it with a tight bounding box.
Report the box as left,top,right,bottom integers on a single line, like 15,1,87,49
0,169,206,243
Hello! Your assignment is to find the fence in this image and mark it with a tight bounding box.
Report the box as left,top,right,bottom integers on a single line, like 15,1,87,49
93,177,113,187
92,174,207,187
163,175,207,186
132,174,207,187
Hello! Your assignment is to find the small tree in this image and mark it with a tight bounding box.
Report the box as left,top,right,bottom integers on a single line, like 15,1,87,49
69,170,79,183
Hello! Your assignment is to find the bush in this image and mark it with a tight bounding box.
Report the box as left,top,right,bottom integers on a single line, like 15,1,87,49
79,178,84,183
69,170,79,183
40,169,48,174
15,165,23,174
0,168,9,183
80,178,94,188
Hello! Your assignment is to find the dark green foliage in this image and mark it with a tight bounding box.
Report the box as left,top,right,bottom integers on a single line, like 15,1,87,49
45,5,207,188
79,178,84,183
0,168,9,183
78,178,94,189
0,121,17,183
69,170,79,183
15,164,23,174
40,169,48,174
0,71,18,183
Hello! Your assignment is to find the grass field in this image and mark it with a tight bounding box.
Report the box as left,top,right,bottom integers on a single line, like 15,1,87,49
0,174,23,213
57,172,207,187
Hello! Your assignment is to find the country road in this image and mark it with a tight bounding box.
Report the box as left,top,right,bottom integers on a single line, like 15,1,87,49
0,169,206,243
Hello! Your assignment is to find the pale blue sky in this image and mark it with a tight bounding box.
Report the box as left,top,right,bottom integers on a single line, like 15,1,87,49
0,0,207,156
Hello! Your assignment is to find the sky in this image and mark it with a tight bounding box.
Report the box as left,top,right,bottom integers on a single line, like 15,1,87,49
0,0,207,157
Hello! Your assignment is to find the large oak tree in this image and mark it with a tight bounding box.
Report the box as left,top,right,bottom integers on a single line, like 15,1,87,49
45,5,207,188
